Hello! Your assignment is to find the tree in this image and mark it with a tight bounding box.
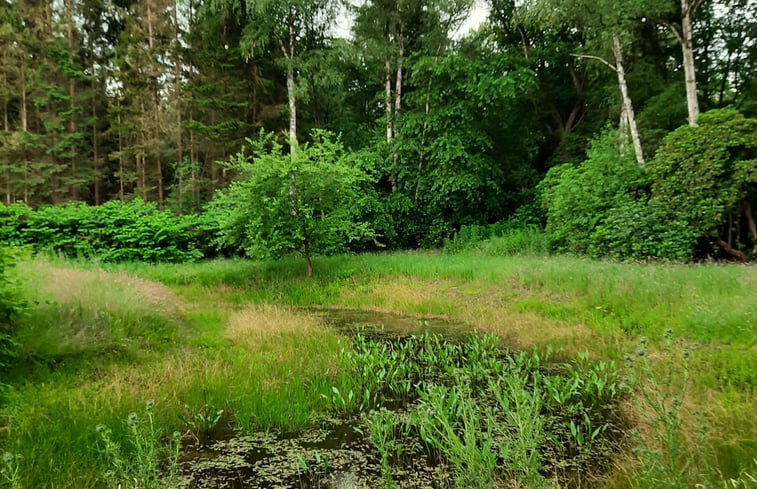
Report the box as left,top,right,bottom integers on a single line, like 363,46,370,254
211,0,340,157
522,0,647,167
212,131,376,276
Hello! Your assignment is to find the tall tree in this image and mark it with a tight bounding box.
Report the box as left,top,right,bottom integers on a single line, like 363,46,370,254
523,0,647,167
211,0,340,157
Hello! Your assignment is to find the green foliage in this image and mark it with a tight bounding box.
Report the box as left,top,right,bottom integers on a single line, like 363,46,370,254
212,131,377,273
540,129,645,254
591,198,697,261
0,201,211,263
646,109,757,258
96,402,181,489
0,248,23,388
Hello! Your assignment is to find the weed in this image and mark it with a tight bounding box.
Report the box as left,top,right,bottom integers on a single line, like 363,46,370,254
628,332,711,488
178,394,224,439
0,452,21,489
96,401,181,489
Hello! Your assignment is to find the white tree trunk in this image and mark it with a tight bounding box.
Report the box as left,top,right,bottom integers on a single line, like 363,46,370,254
287,13,297,158
612,34,644,168
681,0,700,126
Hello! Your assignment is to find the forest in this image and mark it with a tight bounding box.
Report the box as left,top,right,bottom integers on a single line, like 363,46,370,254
0,0,755,261
0,1,756,489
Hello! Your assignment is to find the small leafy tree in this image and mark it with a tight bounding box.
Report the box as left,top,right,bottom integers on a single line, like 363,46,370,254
647,109,757,261
212,131,376,276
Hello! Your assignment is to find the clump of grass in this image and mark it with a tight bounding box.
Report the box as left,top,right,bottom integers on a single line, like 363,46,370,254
626,332,713,488
96,401,182,489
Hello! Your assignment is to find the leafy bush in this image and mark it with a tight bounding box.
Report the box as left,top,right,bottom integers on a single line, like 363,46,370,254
0,200,211,263
539,128,646,255
211,130,377,276
0,247,23,389
591,198,697,261
646,108,757,261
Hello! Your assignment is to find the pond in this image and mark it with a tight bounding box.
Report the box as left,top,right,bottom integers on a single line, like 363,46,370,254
179,309,627,489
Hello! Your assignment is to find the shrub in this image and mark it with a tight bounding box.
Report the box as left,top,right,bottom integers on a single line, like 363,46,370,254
0,200,210,263
539,129,646,255
0,247,24,389
646,108,757,261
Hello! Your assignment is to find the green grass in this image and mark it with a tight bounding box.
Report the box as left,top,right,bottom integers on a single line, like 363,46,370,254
0,252,754,488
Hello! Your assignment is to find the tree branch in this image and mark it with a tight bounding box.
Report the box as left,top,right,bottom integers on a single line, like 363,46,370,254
570,53,617,73
652,17,684,45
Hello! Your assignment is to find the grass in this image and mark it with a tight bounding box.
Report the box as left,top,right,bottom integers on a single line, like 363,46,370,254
0,251,754,488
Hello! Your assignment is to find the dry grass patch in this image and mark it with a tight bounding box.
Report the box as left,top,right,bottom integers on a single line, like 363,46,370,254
338,276,594,349
226,304,327,347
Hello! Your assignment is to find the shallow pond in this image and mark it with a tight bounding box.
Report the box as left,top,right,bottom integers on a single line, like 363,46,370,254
178,308,625,489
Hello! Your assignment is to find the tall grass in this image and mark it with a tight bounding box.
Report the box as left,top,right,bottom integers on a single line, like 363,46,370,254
0,260,354,488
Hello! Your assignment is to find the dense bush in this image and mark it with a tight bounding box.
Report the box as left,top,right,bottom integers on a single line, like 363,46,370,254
646,109,757,261
0,200,217,263
540,110,757,262
539,129,646,255
0,247,23,384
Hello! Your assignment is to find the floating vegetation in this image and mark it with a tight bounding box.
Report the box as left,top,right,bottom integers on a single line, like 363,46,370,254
179,330,628,488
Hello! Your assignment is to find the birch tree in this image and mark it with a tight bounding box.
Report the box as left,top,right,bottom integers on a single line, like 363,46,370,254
523,0,647,167
211,0,339,157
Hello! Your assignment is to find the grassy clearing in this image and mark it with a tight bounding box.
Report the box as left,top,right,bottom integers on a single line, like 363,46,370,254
0,261,352,488
0,252,754,488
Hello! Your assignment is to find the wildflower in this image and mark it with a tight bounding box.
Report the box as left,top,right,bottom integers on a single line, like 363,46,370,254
640,337,648,346
146,400,155,411
127,412,138,427
637,349,646,357
664,328,673,338
95,424,107,433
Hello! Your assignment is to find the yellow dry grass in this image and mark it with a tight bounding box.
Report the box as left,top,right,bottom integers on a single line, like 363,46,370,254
28,260,183,314
339,276,594,350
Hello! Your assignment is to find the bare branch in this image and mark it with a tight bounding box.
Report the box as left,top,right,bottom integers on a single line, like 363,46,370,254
652,17,684,45
570,53,617,73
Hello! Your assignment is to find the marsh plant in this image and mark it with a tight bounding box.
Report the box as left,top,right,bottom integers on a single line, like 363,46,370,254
365,409,401,489
178,396,224,439
628,331,712,488
96,401,181,489
336,332,626,487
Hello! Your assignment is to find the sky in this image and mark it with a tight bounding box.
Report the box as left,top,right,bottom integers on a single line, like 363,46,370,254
333,1,491,40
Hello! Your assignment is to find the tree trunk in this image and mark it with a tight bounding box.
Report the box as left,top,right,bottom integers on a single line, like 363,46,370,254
90,39,100,205
173,0,183,210
19,50,28,203
66,0,77,201
286,10,297,158
712,235,748,262
742,199,757,254
2,71,8,204
303,237,313,277
391,22,404,195
146,0,163,206
117,111,124,200
612,34,644,168
681,0,700,126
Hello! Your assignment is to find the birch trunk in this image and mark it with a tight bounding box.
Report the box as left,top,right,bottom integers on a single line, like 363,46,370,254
681,0,700,126
612,34,644,168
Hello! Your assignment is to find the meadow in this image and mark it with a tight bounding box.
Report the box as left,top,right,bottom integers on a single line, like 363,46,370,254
0,252,755,488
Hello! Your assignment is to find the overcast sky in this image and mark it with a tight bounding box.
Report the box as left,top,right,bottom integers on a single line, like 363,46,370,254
333,1,491,40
